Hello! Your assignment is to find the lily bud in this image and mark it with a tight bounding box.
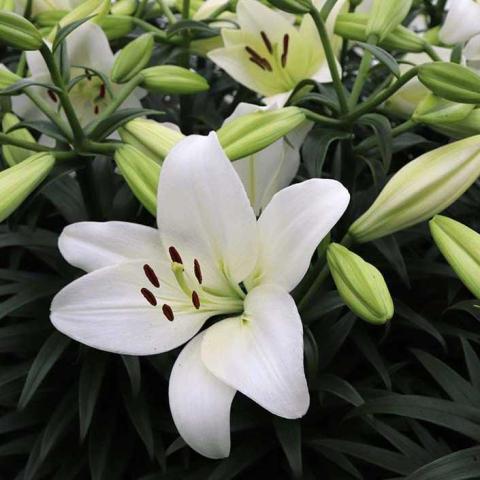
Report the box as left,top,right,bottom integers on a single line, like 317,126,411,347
327,243,394,325
2,113,36,167
433,109,480,139
111,34,154,84
335,13,425,53
217,107,306,161
0,153,55,223
430,215,480,299
0,12,43,51
140,66,209,94
58,0,110,28
111,0,138,15
266,0,310,14
418,62,480,104
412,94,475,126
366,0,413,42
349,135,480,243
119,119,184,162
114,144,160,215
35,11,68,28
0,65,20,89
97,14,134,40
0,0,15,12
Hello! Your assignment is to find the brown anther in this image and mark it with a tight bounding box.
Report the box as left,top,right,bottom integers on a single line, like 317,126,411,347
99,84,106,99
162,304,174,321
249,56,266,71
141,288,157,306
47,90,58,103
169,246,183,264
94,105,99,115
260,31,273,54
245,46,262,60
192,291,200,310
143,264,160,288
261,58,273,72
193,259,203,284
281,34,289,68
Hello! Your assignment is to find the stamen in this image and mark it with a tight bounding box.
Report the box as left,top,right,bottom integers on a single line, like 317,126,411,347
260,31,273,54
249,56,266,71
281,34,290,68
261,58,273,72
192,291,200,310
47,90,58,103
245,46,262,60
94,105,99,115
169,246,183,264
140,288,157,306
143,264,160,288
193,259,203,284
99,84,106,99
162,304,174,321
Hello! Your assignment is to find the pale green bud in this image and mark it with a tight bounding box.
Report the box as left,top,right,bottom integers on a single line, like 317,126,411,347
2,113,36,167
430,215,480,299
0,11,43,50
0,65,20,89
217,107,306,161
266,0,310,14
111,0,138,15
34,11,68,28
58,0,110,28
433,109,480,139
140,66,209,94
114,144,160,215
349,135,480,243
327,243,394,325
366,0,413,42
0,0,15,12
111,33,154,84
0,153,54,222
412,94,475,126
418,62,480,104
119,119,184,162
97,14,134,40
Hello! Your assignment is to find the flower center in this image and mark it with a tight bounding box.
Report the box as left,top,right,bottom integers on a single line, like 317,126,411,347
245,31,290,72
69,69,109,116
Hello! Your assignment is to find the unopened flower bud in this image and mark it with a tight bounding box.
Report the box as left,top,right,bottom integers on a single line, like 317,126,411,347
366,0,413,42
111,33,154,84
97,14,134,40
0,153,55,222
0,65,20,89
0,11,43,51
433,109,480,139
0,0,15,12
58,0,110,28
418,62,480,104
327,243,394,325
35,11,68,28
430,215,480,299
111,0,138,15
114,144,160,215
217,107,306,161
266,0,310,14
412,94,475,126
2,113,36,167
349,135,480,243
140,66,209,94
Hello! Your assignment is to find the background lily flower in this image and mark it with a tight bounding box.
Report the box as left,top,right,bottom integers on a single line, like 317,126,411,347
439,0,480,45
15,0,83,15
12,21,143,129
50,132,349,458
208,0,342,106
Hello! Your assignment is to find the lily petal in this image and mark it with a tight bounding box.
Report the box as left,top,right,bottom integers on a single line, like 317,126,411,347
202,284,309,419
440,0,480,45
51,260,208,355
251,179,350,291
157,132,258,291
169,332,236,459
59,221,163,272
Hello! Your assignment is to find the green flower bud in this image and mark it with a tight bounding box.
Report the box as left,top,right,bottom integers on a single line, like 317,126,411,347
119,119,184,162
327,243,393,325
335,13,425,53
34,11,68,28
217,107,306,161
433,109,480,139
58,0,110,28
140,66,209,94
0,152,54,222
0,65,20,89
266,0,310,14
114,144,160,215
0,0,15,12
111,0,138,15
97,14,134,40
430,215,480,299
418,62,480,104
0,11,43,51
366,0,413,42
412,93,475,126
2,113,36,167
111,33,154,84
349,135,480,243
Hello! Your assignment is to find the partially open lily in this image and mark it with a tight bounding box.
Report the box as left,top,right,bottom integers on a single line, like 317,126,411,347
208,0,342,106
440,0,480,45
50,132,349,458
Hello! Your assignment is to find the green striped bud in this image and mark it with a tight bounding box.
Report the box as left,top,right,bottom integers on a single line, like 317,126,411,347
327,243,394,325
0,65,20,89
266,0,310,14
34,11,68,28
430,215,480,299
366,0,413,41
412,94,475,126
58,0,109,28
0,11,43,50
97,14,134,40
140,66,209,94
111,0,137,15
2,113,36,167
433,109,480,139
0,0,15,12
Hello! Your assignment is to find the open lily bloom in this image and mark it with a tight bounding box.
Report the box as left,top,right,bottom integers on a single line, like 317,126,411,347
50,133,349,458
208,0,342,106
12,21,143,129
440,0,480,45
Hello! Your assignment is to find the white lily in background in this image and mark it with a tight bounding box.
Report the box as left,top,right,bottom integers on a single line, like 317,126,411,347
208,0,344,106
439,0,480,45
12,21,143,129
15,0,83,15
50,133,349,458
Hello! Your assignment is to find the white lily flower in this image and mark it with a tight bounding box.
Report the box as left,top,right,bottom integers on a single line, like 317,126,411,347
15,0,82,15
208,0,344,106
50,132,349,458
12,21,143,129
440,0,480,45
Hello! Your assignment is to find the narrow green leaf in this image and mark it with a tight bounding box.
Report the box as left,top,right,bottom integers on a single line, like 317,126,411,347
52,15,94,52
357,42,401,78
121,355,141,397
273,418,303,479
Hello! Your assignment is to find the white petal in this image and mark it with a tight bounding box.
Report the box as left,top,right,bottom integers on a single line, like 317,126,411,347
59,221,163,272
263,92,292,107
157,132,258,290
25,50,49,78
169,332,236,459
465,35,480,70
251,179,350,291
202,284,309,418
440,0,480,44
223,102,269,124
51,261,209,355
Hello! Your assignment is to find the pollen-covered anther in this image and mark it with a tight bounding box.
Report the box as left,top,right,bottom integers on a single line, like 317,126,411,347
143,264,160,288
162,304,175,321
192,291,200,310
47,90,58,103
94,105,99,115
260,31,273,54
245,46,273,72
193,259,203,284
140,287,157,306
281,34,290,68
169,246,183,264
99,84,106,99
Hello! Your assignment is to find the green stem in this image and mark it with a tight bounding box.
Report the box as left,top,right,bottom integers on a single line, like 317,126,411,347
302,108,346,128
309,6,349,114
349,35,377,108
423,43,442,62
124,15,182,44
156,0,177,24
135,0,149,17
0,133,51,152
83,140,121,155
207,2,230,19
